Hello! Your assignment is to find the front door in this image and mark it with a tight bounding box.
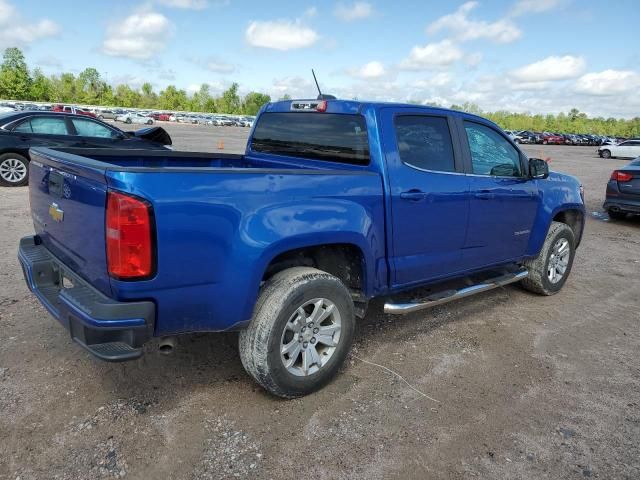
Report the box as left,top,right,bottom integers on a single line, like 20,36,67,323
460,120,539,268
382,109,470,288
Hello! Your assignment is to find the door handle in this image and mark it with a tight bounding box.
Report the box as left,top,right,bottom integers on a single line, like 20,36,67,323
474,191,496,200
400,190,428,201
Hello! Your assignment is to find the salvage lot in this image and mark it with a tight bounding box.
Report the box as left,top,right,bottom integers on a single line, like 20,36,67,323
0,124,639,479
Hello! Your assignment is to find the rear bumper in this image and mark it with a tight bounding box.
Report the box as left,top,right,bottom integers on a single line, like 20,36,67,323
604,198,640,214
18,236,155,362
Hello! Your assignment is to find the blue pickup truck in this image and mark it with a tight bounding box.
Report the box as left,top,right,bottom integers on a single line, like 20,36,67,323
18,99,585,397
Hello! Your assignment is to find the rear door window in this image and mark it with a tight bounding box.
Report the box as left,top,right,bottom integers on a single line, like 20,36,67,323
251,112,369,165
394,115,456,172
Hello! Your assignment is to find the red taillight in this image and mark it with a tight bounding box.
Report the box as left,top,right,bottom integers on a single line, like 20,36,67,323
106,191,154,279
611,171,633,182
316,100,327,112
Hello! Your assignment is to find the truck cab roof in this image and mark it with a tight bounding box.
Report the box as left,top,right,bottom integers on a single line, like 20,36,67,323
265,98,491,124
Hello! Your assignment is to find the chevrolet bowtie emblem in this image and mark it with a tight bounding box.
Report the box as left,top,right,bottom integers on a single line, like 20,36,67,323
49,202,64,222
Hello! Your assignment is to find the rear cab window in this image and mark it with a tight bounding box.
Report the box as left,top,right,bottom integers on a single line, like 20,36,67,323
394,115,456,172
250,112,370,165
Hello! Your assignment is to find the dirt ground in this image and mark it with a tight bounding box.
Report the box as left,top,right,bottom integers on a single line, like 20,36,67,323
0,135,638,479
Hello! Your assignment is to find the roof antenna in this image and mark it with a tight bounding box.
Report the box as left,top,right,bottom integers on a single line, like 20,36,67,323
312,69,336,100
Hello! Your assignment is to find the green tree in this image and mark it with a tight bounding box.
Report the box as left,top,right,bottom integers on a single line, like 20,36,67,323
0,47,32,100
218,82,241,113
242,92,270,115
29,68,51,101
76,67,104,104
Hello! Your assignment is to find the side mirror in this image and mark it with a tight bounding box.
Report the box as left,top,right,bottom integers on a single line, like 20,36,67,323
529,158,549,179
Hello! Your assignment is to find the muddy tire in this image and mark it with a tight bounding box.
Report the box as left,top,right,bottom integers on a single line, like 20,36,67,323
521,221,576,296
239,267,355,398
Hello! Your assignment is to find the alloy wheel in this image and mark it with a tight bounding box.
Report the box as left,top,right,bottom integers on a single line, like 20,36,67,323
280,298,342,376
0,158,27,184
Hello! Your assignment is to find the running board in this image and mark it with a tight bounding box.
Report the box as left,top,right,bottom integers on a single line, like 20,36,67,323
384,268,529,315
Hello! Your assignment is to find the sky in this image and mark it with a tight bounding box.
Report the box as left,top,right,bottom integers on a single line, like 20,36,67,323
5,0,640,118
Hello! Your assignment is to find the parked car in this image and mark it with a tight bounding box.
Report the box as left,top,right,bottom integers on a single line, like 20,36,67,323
0,111,171,187
52,105,97,118
17,99,585,398
115,112,155,125
598,139,640,159
603,157,640,219
149,112,171,122
541,132,565,145
95,109,120,121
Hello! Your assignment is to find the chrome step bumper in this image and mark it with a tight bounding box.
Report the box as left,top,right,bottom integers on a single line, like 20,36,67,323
384,268,529,315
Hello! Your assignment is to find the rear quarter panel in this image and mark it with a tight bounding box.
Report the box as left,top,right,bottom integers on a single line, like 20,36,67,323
106,169,385,335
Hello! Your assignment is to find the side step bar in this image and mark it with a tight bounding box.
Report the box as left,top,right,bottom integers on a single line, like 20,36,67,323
384,268,529,315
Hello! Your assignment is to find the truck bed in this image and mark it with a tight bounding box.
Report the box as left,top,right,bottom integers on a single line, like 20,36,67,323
27,147,385,335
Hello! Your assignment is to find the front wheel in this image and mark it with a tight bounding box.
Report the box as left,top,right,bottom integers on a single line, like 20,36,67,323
147,120,153,125
239,267,355,398
600,149,611,159
126,118,132,124
521,221,576,296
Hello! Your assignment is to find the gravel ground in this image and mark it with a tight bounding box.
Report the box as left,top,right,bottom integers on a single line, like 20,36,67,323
0,127,638,479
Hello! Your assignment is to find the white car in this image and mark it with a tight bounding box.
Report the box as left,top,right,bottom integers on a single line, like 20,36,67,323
115,113,154,125
599,139,640,159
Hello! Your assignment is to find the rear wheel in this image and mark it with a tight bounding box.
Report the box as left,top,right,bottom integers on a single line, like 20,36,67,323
147,120,153,125
126,118,132,124
600,149,611,159
521,221,575,296
239,267,355,398
0,153,29,187
98,115,104,121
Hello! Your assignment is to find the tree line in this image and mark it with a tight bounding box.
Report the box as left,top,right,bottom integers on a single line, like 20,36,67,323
0,47,638,136
0,48,271,116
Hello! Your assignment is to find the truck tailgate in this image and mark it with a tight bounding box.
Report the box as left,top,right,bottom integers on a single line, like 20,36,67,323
28,148,112,296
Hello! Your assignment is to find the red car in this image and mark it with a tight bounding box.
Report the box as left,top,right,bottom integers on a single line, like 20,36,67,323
52,105,97,118
149,113,171,121
541,133,564,145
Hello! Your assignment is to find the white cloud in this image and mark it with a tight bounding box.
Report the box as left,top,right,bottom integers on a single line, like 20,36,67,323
510,55,586,82
102,9,173,60
334,2,373,21
427,1,521,44
157,0,208,9
575,70,640,96
270,76,315,99
190,56,235,73
205,59,234,73
245,19,318,50
0,0,59,48
347,61,386,79
410,73,453,89
510,0,563,17
304,6,318,18
400,40,464,70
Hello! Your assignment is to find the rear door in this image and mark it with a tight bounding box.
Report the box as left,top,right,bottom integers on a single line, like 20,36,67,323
459,119,539,268
381,108,470,287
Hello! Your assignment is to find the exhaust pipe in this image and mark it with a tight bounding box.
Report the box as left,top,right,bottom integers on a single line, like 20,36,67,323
158,336,177,355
